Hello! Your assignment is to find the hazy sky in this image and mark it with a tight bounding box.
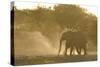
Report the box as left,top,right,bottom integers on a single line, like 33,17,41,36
15,1,97,16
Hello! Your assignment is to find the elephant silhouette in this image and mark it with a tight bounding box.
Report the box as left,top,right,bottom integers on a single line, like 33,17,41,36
73,31,87,55
58,31,87,56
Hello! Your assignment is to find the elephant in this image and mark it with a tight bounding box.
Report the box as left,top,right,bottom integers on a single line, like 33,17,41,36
58,31,74,56
73,31,87,55
58,31,87,56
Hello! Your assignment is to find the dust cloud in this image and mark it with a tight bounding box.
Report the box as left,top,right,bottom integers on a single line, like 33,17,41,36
14,31,58,57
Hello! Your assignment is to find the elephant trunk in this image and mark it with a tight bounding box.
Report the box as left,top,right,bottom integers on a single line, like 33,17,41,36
58,38,63,56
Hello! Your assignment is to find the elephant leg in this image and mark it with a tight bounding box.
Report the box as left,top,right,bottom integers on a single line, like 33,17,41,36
76,47,82,55
76,47,80,55
70,46,74,56
64,47,67,56
74,45,81,55
58,42,62,56
78,48,81,55
64,44,68,56
58,47,61,56
83,48,87,55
